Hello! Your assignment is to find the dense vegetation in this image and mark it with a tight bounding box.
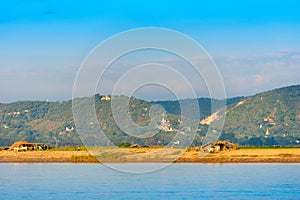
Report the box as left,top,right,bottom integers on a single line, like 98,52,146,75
220,85,300,146
153,97,243,119
0,85,299,147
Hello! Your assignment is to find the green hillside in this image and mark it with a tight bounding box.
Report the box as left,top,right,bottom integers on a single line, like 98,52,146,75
153,97,243,119
0,100,76,146
0,95,183,147
0,85,299,147
220,85,300,146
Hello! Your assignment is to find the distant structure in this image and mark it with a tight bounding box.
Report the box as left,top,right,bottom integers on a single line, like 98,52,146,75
130,144,141,148
9,141,51,151
268,118,276,125
157,113,174,132
202,141,239,153
65,126,75,132
7,111,20,116
262,117,275,136
265,128,270,136
2,125,9,129
101,95,111,101
264,117,276,126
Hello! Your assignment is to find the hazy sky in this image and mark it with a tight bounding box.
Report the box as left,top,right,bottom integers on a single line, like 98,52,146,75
1,0,300,102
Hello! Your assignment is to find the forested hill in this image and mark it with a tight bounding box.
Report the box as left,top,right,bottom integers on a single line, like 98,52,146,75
219,85,300,146
0,85,299,147
153,97,243,119
0,95,153,147
0,95,241,147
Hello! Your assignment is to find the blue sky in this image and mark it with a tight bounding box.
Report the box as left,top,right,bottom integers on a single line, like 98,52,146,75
1,0,300,102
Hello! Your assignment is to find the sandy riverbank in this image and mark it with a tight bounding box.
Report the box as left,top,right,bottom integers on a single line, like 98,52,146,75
1,147,300,163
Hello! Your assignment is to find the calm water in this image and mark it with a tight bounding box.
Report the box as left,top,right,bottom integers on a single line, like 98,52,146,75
0,163,299,199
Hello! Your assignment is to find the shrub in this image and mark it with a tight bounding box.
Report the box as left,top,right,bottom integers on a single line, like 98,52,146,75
118,142,131,148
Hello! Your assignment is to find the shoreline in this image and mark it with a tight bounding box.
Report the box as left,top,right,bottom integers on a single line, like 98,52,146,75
1,148,300,163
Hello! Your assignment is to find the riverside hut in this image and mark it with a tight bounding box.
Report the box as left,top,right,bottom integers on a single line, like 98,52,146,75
202,141,239,153
9,141,51,151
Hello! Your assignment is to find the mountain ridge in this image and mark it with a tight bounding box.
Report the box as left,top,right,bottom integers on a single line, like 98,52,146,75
219,85,300,146
0,85,299,147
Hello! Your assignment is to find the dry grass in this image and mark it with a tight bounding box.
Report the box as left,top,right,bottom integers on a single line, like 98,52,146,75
181,148,300,163
0,150,97,163
1,147,300,163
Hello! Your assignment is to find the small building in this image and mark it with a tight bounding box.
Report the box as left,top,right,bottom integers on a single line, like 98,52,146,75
130,143,141,148
202,141,239,153
202,142,214,153
2,125,9,129
268,118,276,125
7,111,20,116
214,141,239,152
264,117,276,126
65,126,75,132
265,128,270,136
9,141,30,151
9,141,51,151
101,95,111,101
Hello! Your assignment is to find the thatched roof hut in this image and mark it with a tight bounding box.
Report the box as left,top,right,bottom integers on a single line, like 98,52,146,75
215,141,239,151
202,141,239,153
202,142,214,153
9,141,51,151
130,144,141,148
9,141,29,150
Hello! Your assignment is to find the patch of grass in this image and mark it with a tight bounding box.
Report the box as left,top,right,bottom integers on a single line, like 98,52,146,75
71,154,98,162
231,155,258,157
0,146,9,151
278,153,293,157
186,147,201,152
87,146,118,151
95,152,128,159
118,142,131,148
50,146,87,151
186,147,193,152
171,150,182,155
239,146,300,149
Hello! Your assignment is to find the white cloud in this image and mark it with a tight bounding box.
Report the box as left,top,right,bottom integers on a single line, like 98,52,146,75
1,49,299,102
215,49,300,97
